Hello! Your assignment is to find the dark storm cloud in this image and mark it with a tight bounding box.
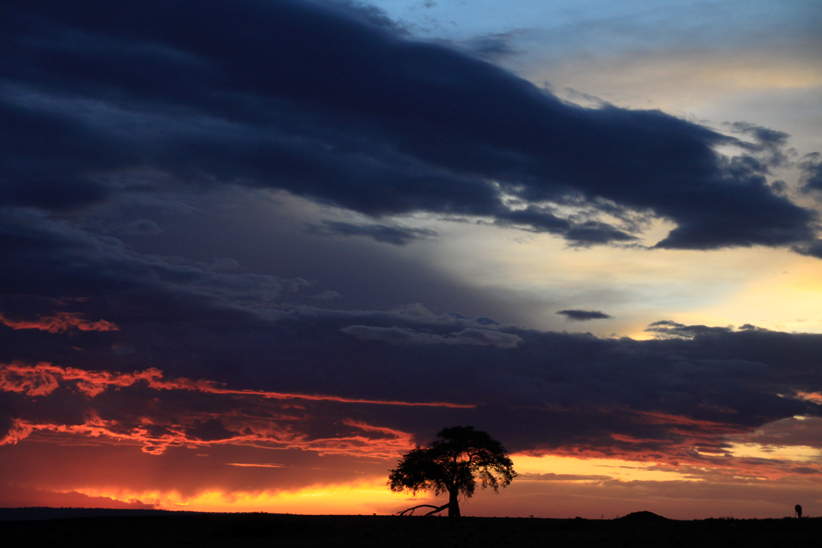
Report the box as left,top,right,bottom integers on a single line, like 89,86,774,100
0,0,817,251
557,309,612,321
306,220,437,245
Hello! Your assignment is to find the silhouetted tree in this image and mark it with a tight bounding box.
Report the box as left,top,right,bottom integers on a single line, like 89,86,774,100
796,504,802,518
388,426,516,518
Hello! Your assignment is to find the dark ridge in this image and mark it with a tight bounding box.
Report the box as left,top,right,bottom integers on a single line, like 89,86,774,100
616,511,669,521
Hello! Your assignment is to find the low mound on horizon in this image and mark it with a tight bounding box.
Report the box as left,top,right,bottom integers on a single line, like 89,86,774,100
616,511,669,521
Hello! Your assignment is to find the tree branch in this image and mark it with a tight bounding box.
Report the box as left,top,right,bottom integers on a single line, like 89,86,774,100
397,503,450,516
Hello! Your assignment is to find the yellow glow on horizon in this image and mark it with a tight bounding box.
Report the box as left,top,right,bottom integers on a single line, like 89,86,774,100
675,253,822,335
512,454,696,482
71,479,420,515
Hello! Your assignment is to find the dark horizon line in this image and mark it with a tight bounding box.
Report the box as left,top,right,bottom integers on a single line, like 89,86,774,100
0,507,811,522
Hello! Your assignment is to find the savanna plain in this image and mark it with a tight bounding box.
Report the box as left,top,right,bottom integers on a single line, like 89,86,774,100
1,510,821,548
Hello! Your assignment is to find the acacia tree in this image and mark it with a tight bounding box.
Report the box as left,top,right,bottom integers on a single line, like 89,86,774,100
388,426,516,518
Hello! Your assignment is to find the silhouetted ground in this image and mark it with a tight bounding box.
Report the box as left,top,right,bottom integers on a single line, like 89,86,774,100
2,509,821,547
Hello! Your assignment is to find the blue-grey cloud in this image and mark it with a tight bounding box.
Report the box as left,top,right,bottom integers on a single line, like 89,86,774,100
341,324,522,348
459,30,524,61
307,220,437,245
800,152,822,193
557,309,612,321
117,220,163,236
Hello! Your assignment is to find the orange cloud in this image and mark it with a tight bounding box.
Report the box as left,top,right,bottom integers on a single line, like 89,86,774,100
0,312,118,333
795,391,822,404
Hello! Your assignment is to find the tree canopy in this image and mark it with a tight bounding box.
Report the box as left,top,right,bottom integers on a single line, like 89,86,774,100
388,426,516,518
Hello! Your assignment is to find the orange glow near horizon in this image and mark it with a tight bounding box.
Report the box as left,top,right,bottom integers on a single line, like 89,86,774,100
6,447,822,519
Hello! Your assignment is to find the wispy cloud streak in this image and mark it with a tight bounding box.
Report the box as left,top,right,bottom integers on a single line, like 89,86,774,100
0,362,474,407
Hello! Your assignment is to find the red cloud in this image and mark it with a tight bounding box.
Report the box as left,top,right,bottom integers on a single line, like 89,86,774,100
0,312,118,333
0,362,161,397
0,362,474,406
0,362,60,396
0,363,444,457
10,413,414,458
0,419,34,445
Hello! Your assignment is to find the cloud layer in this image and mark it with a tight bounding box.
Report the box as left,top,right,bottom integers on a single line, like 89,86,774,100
2,209,822,501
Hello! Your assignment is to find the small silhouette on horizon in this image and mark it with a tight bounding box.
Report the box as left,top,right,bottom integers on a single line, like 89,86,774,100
795,504,802,518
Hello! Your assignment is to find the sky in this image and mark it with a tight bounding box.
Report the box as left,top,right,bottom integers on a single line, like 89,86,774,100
1,0,822,519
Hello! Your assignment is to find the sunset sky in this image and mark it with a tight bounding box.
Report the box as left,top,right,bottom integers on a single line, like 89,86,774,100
2,0,822,519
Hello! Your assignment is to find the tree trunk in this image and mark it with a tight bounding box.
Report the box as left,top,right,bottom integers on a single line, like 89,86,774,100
447,489,461,519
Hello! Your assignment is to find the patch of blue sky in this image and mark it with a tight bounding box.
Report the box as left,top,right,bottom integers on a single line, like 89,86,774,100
364,0,819,54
